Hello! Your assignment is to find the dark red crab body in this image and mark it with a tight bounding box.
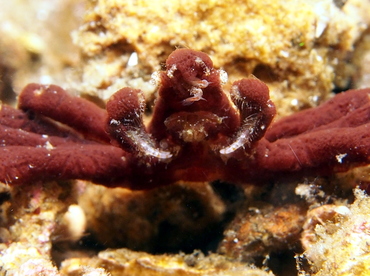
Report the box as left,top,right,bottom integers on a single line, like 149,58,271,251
0,49,369,189
106,49,276,187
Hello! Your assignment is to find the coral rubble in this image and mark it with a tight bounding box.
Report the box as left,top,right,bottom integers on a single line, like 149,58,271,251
301,189,370,276
73,0,370,116
0,182,76,275
60,248,275,276
77,182,229,252
219,203,307,261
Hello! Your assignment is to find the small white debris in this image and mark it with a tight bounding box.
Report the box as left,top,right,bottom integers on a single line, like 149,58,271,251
335,205,351,216
149,25,160,34
280,50,290,58
315,18,328,38
150,71,161,86
314,1,331,38
291,98,299,106
40,75,52,84
57,204,86,242
127,52,138,67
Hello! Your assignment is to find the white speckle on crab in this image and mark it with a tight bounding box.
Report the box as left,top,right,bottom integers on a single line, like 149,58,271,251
230,85,240,97
166,64,177,78
44,141,54,150
267,101,275,108
336,153,348,163
219,69,228,85
110,119,120,126
195,56,210,75
34,88,44,96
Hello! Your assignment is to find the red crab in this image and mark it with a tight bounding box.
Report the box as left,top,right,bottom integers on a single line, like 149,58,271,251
0,49,369,190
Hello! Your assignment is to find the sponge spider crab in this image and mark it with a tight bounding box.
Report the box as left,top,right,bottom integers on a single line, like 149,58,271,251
0,49,369,190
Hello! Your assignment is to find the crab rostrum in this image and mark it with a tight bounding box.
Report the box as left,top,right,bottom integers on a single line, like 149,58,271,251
0,49,369,190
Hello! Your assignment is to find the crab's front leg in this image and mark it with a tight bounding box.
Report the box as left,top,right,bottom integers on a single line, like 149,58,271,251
106,87,172,160
19,84,110,143
220,78,276,155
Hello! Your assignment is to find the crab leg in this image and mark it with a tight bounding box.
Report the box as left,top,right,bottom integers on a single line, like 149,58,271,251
0,104,88,142
255,124,370,177
106,87,172,159
265,88,370,141
220,78,276,155
0,125,91,146
0,144,131,187
19,84,110,143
